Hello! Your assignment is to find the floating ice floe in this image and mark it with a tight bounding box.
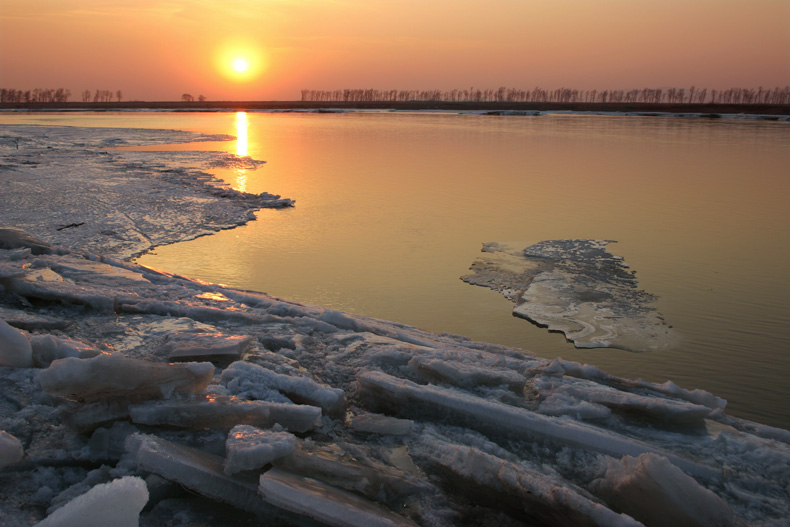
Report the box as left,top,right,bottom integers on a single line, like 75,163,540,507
2,124,790,526
462,240,679,351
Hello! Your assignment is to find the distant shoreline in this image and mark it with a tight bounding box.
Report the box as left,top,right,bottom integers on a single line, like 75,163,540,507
1,100,789,116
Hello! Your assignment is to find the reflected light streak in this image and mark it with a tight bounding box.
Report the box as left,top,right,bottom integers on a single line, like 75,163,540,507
235,112,248,192
235,112,248,157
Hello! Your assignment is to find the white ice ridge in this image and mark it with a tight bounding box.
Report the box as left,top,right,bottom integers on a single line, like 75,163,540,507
462,240,680,351
1,225,789,526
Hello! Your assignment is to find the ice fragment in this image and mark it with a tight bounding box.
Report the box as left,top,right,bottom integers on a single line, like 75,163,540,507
0,318,32,368
224,425,298,474
37,354,214,402
33,476,148,527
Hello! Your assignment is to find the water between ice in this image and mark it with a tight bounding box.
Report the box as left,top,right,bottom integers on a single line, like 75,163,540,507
3,110,789,429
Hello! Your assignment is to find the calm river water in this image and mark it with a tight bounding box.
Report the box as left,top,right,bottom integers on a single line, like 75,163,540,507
4,111,789,428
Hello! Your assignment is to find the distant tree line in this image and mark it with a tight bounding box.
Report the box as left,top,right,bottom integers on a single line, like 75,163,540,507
1,88,72,103
301,86,790,105
181,94,208,102
0,88,124,103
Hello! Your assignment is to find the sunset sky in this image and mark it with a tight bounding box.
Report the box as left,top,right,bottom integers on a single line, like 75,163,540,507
1,0,788,101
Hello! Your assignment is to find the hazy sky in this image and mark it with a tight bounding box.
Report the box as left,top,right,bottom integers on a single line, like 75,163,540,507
1,0,788,101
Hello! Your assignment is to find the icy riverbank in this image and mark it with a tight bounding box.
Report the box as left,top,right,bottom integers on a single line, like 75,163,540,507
2,230,789,526
1,125,789,526
0,125,292,259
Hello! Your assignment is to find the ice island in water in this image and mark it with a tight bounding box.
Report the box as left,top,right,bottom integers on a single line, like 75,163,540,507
462,240,680,352
1,124,789,527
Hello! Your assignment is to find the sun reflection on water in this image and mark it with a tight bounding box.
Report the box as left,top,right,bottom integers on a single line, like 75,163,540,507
235,111,248,191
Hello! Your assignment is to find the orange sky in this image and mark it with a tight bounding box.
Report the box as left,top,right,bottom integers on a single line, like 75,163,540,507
1,0,788,101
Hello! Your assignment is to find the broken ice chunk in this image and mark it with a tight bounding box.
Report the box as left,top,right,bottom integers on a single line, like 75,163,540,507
351,413,414,436
0,318,33,368
357,371,718,480
0,430,23,468
224,425,298,475
33,476,148,527
591,453,744,527
539,392,612,420
65,399,131,432
166,333,253,364
259,467,418,527
30,334,100,368
128,395,321,433
408,355,526,392
422,442,642,527
533,376,713,425
37,354,214,402
222,360,346,417
127,434,286,520
0,227,52,255
273,443,428,504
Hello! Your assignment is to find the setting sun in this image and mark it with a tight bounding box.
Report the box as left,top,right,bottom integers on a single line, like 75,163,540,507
214,40,266,84
232,58,249,73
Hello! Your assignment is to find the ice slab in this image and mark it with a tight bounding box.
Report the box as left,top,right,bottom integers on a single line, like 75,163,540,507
408,355,526,392
166,332,253,364
30,334,100,367
259,467,418,527
462,240,679,351
224,425,298,474
129,395,322,432
358,370,718,479
0,430,23,468
273,443,428,504
33,476,148,527
591,453,743,527
222,360,346,417
351,413,414,435
65,399,132,432
0,318,32,368
37,354,214,402
127,433,287,521
423,441,643,527
0,227,53,255
533,375,713,425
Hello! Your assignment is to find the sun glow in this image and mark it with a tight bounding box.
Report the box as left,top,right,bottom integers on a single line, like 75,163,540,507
233,58,249,73
215,40,266,83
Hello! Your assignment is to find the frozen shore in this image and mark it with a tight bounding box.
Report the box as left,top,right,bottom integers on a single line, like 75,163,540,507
1,125,789,526
0,125,292,260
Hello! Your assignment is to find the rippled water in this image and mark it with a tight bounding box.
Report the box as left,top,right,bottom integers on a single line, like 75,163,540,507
4,111,789,428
